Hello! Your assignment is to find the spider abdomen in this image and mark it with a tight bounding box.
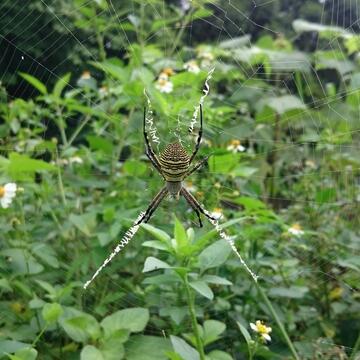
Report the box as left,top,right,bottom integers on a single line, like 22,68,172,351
159,142,190,181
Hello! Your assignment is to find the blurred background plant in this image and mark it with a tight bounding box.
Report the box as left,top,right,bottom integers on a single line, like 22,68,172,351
0,0,359,359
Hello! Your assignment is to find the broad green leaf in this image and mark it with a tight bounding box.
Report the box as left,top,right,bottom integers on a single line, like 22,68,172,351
69,213,97,237
0,341,30,355
100,332,126,360
8,153,55,180
207,350,233,360
7,347,38,360
125,335,171,360
59,307,100,342
268,286,309,299
101,308,149,337
142,240,169,251
140,223,171,243
1,249,44,275
258,95,306,116
203,320,226,345
315,188,337,204
198,240,232,270
53,73,71,99
86,135,114,154
209,153,239,174
123,160,147,176
293,19,350,38
80,345,104,360
219,35,251,49
19,73,47,94
170,336,200,360
42,303,63,323
189,280,214,300
174,217,189,252
143,257,171,272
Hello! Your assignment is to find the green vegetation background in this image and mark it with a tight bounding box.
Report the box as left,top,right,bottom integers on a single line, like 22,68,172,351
0,0,359,359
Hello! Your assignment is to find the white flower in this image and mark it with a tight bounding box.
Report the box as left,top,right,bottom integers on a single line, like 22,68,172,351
287,223,304,236
183,60,200,74
0,183,17,209
69,156,83,164
155,73,173,93
211,207,223,220
227,140,245,153
80,71,91,80
250,320,272,343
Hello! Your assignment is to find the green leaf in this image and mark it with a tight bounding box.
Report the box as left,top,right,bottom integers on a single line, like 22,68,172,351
140,224,171,243
59,307,100,342
198,240,232,270
268,286,309,299
80,346,104,360
207,350,233,360
19,73,47,95
123,160,147,176
209,153,239,174
53,73,71,99
203,320,226,345
170,336,200,360
69,213,97,237
142,241,169,251
7,153,55,180
315,188,337,204
258,95,306,116
101,308,149,337
7,347,38,360
125,335,171,360
100,332,126,360
0,341,30,355
237,322,252,346
86,135,114,154
189,280,214,300
1,249,44,275
143,257,171,272
202,275,232,286
174,217,189,252
42,303,63,323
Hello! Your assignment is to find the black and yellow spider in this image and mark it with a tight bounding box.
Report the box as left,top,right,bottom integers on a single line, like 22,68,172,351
135,104,216,227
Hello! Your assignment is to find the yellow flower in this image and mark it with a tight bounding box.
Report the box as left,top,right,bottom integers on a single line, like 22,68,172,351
250,320,272,342
0,183,17,209
161,67,174,77
287,223,304,236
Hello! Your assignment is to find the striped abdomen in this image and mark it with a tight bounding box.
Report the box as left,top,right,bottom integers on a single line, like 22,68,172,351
159,142,190,181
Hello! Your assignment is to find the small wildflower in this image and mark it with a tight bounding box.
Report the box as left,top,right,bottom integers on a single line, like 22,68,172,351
183,60,200,74
80,71,91,80
155,74,173,93
211,207,223,220
214,182,221,189
227,139,246,153
161,67,175,77
69,156,83,164
329,286,343,301
99,86,108,97
305,160,316,169
287,223,304,236
197,47,215,68
0,183,17,209
250,320,272,343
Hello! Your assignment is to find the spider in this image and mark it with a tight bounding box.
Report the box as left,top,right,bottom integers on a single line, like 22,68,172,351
135,104,217,227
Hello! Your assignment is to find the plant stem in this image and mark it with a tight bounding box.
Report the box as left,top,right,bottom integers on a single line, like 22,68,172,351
67,114,91,148
55,147,67,206
349,332,360,360
183,274,205,360
170,8,194,56
255,282,300,360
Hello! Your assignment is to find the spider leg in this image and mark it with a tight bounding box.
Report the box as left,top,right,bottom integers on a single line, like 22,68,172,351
144,107,163,175
189,103,203,165
185,154,210,178
135,186,168,226
181,187,216,227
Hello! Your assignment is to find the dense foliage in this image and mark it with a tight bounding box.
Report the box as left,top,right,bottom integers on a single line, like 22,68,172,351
0,1,359,359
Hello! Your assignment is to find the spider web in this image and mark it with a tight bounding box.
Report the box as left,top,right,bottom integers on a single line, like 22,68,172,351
0,0,359,358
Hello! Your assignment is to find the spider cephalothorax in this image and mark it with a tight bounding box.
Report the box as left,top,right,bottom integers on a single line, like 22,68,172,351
134,104,216,227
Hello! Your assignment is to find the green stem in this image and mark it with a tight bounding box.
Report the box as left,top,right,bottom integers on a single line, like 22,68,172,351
56,106,68,146
255,282,300,360
55,148,67,206
170,8,195,56
349,332,360,360
66,114,91,148
32,324,48,347
183,275,205,360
